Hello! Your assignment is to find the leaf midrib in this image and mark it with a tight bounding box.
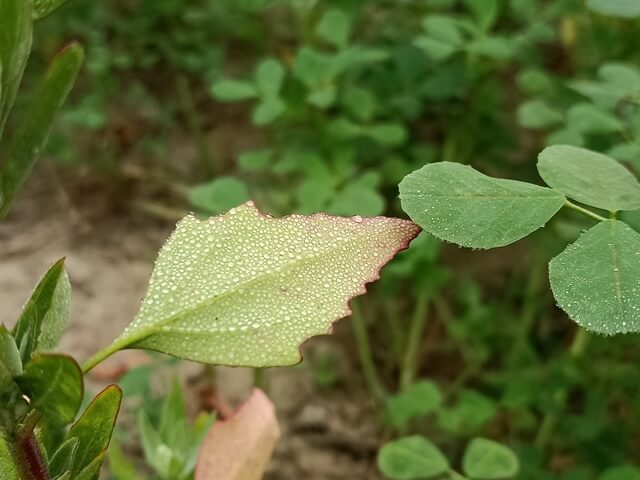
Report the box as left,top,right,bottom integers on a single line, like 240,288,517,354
121,227,391,346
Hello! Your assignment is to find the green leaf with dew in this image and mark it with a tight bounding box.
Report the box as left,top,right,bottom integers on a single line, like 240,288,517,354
549,220,640,334
399,162,565,249
92,202,419,368
538,145,640,212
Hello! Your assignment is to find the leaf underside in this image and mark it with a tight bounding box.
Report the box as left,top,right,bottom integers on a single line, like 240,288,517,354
399,162,565,249
113,202,420,367
549,220,640,335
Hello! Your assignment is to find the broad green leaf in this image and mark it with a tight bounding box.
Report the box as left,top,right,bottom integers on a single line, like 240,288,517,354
517,100,563,129
587,0,640,17
17,354,83,426
12,259,71,364
66,385,122,476
210,80,257,101
255,59,285,98
378,436,449,479
386,380,442,428
33,0,69,19
0,43,83,218
0,436,19,480
566,103,623,134
462,438,519,479
0,0,33,137
316,9,351,48
549,220,640,334
399,162,565,249
538,145,640,212
189,177,250,215
48,437,79,479
98,202,419,367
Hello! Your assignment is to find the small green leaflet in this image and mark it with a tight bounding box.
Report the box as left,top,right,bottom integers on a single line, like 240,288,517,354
377,436,449,479
95,202,419,368
462,438,519,479
549,220,640,335
399,162,565,249
538,145,640,212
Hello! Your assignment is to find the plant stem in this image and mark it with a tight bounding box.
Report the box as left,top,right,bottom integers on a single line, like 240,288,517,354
534,327,590,449
11,412,50,480
351,302,386,403
400,292,430,391
563,200,607,222
82,338,129,374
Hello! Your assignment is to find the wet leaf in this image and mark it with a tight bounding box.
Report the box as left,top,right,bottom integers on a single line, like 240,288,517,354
463,438,519,479
12,259,70,364
17,354,83,426
399,162,564,248
378,436,449,479
65,385,122,477
102,202,419,367
538,145,640,212
549,220,640,334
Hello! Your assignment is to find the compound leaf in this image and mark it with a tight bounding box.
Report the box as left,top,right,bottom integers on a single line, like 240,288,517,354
399,162,565,249
549,220,640,334
538,145,640,212
17,354,83,426
462,438,519,479
101,202,419,367
377,436,449,479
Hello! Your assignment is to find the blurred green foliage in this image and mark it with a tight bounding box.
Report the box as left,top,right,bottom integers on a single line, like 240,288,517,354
20,0,640,478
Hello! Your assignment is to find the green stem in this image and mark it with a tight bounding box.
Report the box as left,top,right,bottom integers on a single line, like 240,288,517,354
351,302,386,402
82,338,130,374
534,327,590,449
400,292,430,391
563,200,607,222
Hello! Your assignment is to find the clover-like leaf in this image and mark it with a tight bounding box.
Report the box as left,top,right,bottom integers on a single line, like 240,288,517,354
377,436,449,479
538,145,640,212
399,162,565,249
17,354,83,426
549,220,640,334
87,202,419,369
462,438,519,479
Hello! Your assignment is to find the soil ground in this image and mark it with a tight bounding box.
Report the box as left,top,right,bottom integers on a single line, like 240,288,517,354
0,165,384,479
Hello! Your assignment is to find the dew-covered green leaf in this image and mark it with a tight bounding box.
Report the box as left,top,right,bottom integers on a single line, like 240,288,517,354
13,259,71,364
0,0,32,137
549,220,640,334
17,354,83,426
99,202,419,368
399,162,565,249
33,0,69,19
538,145,640,212
65,385,122,477
378,436,449,479
0,43,83,218
587,0,640,18
189,177,250,215
462,438,519,479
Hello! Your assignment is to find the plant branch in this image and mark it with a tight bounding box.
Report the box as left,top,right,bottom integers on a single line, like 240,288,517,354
351,302,387,403
400,292,430,391
563,200,607,222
